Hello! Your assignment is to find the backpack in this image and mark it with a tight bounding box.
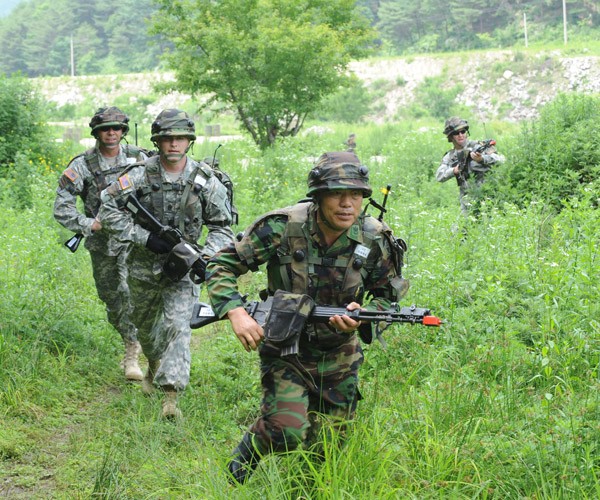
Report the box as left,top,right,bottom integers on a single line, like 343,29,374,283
203,156,238,225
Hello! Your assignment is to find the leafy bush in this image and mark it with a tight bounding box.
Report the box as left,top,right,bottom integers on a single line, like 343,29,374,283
493,93,600,210
0,75,51,168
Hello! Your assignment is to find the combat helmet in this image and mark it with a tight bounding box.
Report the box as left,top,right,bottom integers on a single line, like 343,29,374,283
89,106,130,136
307,151,372,198
443,116,469,139
151,109,196,142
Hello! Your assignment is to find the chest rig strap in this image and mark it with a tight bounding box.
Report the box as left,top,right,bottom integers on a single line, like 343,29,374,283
136,160,201,232
277,203,379,303
85,145,143,192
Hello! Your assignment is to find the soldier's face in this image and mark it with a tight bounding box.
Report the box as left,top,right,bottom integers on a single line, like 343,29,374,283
158,136,191,162
319,189,363,232
450,129,468,148
97,126,123,149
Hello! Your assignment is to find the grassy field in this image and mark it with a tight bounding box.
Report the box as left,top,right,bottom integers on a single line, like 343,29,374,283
1,117,599,499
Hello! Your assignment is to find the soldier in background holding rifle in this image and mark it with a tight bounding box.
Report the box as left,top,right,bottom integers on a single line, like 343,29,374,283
53,107,149,381
205,151,431,485
435,116,504,216
99,109,234,419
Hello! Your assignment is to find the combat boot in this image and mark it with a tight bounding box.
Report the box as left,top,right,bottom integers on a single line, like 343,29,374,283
227,432,261,485
123,341,143,381
161,387,182,420
142,359,160,395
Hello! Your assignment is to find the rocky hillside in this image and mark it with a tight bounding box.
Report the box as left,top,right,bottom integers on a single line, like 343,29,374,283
36,49,600,127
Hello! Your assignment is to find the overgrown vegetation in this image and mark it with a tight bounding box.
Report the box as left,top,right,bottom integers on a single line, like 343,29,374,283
0,75,62,208
489,93,600,211
1,89,598,497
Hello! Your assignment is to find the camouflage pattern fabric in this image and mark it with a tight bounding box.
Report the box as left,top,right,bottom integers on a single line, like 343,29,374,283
127,272,197,390
99,155,234,390
307,152,372,197
53,144,147,343
206,201,400,454
436,139,505,215
54,144,148,253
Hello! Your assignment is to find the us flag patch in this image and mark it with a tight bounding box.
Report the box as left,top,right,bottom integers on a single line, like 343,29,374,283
64,168,78,182
119,174,132,191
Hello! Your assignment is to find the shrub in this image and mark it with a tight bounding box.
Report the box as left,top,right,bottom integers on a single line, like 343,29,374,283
493,93,600,210
0,75,51,168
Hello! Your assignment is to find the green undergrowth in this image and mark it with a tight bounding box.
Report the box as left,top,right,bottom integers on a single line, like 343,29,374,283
1,114,598,498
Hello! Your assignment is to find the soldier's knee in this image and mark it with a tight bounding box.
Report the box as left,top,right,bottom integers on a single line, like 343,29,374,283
266,415,307,452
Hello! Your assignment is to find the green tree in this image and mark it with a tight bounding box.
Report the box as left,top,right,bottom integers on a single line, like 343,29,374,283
151,0,375,149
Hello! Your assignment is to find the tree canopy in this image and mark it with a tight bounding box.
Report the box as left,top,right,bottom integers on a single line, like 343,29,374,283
151,0,375,149
0,0,597,78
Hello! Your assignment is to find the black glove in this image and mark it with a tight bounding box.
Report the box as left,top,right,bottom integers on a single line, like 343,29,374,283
146,233,173,254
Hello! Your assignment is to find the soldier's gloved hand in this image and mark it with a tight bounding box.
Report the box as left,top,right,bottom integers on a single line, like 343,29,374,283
146,233,172,254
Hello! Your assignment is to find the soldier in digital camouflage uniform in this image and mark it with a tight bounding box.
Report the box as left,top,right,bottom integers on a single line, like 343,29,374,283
436,117,505,215
205,151,408,484
99,109,234,419
54,106,149,381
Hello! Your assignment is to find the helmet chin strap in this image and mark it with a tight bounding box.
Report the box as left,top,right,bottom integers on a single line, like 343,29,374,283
316,202,338,231
157,141,194,163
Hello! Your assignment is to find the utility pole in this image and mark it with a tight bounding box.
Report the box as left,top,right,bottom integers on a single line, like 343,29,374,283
562,0,568,45
70,35,75,77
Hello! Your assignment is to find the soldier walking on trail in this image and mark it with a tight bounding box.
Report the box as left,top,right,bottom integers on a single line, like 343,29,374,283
205,151,408,484
344,133,356,153
54,107,149,381
99,109,235,419
436,117,504,215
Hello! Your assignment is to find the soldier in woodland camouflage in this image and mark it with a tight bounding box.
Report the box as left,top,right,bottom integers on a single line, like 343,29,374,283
436,117,505,215
205,151,408,484
54,106,149,381
99,109,234,419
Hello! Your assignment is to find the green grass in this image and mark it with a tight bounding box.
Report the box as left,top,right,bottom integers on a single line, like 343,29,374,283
1,115,599,499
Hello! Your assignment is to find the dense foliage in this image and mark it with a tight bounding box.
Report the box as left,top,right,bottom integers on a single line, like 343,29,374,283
370,0,599,53
1,96,598,496
1,0,598,77
0,0,166,76
151,0,375,149
490,93,600,211
0,75,60,208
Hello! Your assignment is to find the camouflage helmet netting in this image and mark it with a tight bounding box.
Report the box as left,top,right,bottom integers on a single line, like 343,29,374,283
89,106,130,135
151,109,196,141
307,151,372,197
443,116,469,137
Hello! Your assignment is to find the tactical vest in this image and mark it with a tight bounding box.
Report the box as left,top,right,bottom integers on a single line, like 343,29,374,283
239,202,400,305
84,144,147,191
134,158,212,241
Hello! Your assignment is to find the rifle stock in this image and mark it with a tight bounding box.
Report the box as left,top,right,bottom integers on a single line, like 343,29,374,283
190,297,442,330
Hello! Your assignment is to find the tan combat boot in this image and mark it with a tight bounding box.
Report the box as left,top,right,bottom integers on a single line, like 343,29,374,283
142,359,160,395
161,387,182,420
123,341,143,381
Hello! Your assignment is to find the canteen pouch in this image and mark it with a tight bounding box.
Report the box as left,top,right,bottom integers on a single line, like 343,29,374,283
163,241,201,282
263,290,315,349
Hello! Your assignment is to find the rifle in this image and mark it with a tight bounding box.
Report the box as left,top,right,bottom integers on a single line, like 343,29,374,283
124,194,207,283
190,294,441,355
454,139,496,186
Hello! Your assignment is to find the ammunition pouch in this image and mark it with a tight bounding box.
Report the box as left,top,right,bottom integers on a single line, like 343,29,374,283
263,290,315,355
163,241,201,282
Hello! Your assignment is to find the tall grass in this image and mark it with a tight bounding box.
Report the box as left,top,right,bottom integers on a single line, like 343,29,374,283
1,117,598,498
